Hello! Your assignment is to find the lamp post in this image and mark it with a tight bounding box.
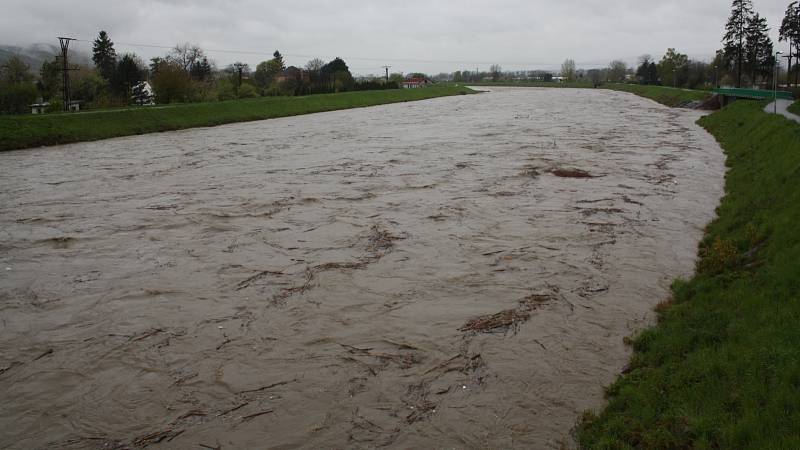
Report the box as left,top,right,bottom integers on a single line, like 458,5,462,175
774,51,783,114
713,65,718,88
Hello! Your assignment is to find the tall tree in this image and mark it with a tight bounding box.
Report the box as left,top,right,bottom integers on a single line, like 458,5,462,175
489,64,502,81
657,48,689,87
254,51,287,92
305,58,326,92
112,53,144,97
322,57,352,92
608,60,628,83
723,0,754,87
636,55,657,84
92,30,117,81
38,57,62,99
0,55,33,84
561,58,576,82
745,13,774,87
780,1,800,86
169,43,204,72
150,60,193,104
0,56,37,114
189,56,212,81
271,50,285,71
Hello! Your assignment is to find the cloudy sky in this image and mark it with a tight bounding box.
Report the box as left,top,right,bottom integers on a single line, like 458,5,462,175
0,0,793,74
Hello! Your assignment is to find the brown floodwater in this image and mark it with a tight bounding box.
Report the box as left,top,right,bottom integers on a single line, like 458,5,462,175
0,87,725,449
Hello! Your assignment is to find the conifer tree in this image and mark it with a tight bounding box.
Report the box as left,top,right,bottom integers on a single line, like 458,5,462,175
780,1,800,86
723,0,754,87
92,30,117,81
745,13,773,86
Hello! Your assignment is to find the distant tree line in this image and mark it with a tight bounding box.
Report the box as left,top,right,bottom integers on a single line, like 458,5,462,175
437,1,799,91
0,30,400,114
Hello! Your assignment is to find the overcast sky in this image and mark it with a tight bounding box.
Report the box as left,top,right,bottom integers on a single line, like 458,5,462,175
0,0,793,74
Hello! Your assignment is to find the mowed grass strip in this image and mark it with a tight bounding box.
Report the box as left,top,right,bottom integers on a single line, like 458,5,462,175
0,85,474,151
578,100,800,449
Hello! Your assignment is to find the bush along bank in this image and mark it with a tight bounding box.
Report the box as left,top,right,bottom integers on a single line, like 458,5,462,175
577,100,800,449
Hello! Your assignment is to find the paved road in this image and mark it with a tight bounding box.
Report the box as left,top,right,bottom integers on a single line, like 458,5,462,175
765,99,800,123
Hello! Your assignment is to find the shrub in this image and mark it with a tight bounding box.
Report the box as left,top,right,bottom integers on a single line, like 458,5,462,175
0,82,38,114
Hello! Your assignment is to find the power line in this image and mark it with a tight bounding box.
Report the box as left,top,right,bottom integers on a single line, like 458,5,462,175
72,37,648,69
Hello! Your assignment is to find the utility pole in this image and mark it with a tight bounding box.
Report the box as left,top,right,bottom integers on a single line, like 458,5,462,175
58,37,77,112
382,65,391,83
782,53,793,89
232,62,246,96
774,51,783,115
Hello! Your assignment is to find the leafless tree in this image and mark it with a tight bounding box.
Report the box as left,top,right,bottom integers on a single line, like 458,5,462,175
169,43,205,72
561,58,576,82
607,60,628,82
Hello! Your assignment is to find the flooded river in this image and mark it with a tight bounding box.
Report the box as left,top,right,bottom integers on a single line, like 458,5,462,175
0,87,724,449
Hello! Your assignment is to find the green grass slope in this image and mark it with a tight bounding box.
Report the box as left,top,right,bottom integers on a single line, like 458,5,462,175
0,86,474,151
605,84,711,108
789,100,800,115
577,100,800,449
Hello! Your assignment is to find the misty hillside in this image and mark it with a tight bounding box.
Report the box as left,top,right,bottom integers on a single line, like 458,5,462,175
0,43,90,74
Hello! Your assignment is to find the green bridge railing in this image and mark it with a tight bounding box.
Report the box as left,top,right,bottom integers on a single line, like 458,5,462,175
713,88,794,101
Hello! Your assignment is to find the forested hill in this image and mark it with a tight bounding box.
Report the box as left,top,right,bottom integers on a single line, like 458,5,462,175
0,43,89,73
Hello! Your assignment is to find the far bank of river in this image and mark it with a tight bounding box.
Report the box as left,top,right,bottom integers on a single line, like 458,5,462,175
0,85,475,152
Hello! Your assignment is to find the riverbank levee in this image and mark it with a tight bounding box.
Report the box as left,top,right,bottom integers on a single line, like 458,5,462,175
579,99,800,449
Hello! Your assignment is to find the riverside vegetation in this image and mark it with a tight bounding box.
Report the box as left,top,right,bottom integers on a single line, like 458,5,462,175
578,99,800,449
0,85,473,151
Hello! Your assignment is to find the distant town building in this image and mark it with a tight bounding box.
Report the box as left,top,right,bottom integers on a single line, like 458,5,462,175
402,77,431,88
277,66,310,84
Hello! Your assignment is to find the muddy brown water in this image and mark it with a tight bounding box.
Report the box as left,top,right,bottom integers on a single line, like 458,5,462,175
0,87,725,449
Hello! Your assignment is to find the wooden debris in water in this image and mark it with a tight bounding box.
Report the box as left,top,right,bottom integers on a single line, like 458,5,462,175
550,168,594,178
132,428,184,447
459,293,554,334
459,309,531,333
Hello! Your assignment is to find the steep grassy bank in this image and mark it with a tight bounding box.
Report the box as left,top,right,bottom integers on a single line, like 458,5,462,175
460,81,711,107
578,100,800,449
0,86,474,151
605,83,712,107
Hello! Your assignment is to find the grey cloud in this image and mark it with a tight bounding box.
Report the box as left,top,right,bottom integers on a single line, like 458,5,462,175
0,0,793,74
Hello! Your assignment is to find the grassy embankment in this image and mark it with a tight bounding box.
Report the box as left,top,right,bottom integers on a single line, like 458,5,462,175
789,100,800,115
578,100,800,449
461,81,711,108
605,83,711,107
0,85,474,151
